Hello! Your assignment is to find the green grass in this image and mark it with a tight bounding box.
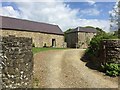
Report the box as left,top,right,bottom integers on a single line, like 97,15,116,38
32,47,67,54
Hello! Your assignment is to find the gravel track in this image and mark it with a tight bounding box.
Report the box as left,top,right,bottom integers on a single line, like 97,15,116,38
33,49,118,88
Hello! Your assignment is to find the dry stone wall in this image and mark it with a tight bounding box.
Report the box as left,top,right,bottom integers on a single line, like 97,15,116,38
101,39,120,64
0,36,2,90
0,35,33,89
66,32,78,48
1,29,64,48
78,32,96,49
66,32,96,48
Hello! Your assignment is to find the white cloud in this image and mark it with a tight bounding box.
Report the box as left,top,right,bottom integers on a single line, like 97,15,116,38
0,6,21,18
72,19,110,32
85,0,96,5
0,1,110,32
80,8,100,16
1,0,117,2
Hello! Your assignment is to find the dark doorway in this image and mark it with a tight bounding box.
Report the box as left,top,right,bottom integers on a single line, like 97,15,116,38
52,39,56,47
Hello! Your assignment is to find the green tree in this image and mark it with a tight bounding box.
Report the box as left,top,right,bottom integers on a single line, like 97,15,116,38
118,1,120,38
85,26,95,28
110,1,120,38
95,27,106,35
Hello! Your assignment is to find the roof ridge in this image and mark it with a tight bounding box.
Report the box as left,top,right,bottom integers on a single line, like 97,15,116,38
1,15,64,35
66,26,97,33
0,15,58,26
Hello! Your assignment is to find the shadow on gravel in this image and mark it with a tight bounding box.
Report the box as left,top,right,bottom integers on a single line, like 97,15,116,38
80,52,103,72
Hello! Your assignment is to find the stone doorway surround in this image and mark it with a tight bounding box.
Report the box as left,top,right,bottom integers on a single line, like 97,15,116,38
52,39,56,47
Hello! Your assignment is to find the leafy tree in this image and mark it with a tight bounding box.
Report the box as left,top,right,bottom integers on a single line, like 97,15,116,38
95,27,106,35
118,1,120,38
110,1,120,38
113,30,119,37
85,26,95,28
86,32,118,59
85,26,106,35
64,28,72,33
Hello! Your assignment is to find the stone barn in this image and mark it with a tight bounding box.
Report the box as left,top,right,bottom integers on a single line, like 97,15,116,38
66,27,97,48
0,16,64,48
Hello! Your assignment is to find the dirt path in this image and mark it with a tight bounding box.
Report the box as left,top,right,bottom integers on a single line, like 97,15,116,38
33,49,118,88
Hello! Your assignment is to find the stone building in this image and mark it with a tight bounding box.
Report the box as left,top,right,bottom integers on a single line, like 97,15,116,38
66,27,97,48
0,16,64,48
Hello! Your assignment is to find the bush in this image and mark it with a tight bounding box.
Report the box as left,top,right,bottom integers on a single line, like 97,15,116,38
86,33,118,58
85,30,119,75
102,63,120,76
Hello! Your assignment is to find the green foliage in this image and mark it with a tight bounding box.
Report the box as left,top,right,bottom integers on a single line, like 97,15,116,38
95,27,106,35
119,29,120,38
85,29,119,76
64,28,72,33
110,1,120,38
102,63,120,76
86,32,118,58
113,30,119,38
85,26,95,28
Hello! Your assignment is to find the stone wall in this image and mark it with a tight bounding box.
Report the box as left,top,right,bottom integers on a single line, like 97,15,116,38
66,32,96,48
101,39,120,64
0,35,33,89
78,32,96,49
0,36,2,90
1,29,64,48
66,32,78,48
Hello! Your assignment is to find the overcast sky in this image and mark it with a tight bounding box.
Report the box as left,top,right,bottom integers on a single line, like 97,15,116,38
0,0,117,32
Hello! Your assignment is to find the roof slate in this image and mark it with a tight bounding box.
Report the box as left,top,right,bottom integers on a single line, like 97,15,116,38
0,16,64,35
66,27,97,33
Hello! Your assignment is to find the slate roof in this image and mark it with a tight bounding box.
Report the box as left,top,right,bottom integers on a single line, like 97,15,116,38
66,27,97,33
0,16,64,35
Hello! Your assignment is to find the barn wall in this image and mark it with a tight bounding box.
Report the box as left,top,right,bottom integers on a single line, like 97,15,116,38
78,32,96,48
0,29,64,48
66,32,78,48
66,31,96,48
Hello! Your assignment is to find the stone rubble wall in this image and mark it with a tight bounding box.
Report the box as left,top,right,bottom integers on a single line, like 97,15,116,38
0,36,2,90
66,32,78,48
66,32,96,48
101,39,120,64
1,29,64,48
0,35,33,89
78,32,96,49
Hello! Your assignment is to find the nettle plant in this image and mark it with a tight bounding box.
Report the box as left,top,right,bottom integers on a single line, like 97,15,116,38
102,63,120,76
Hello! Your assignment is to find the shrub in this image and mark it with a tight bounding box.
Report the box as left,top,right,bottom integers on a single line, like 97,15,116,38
86,33,118,58
101,63,120,76
85,30,119,75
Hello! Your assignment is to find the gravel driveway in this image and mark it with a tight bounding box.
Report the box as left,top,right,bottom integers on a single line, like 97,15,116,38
33,49,118,88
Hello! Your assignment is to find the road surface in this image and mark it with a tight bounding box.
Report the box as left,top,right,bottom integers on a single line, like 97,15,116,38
33,49,118,88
